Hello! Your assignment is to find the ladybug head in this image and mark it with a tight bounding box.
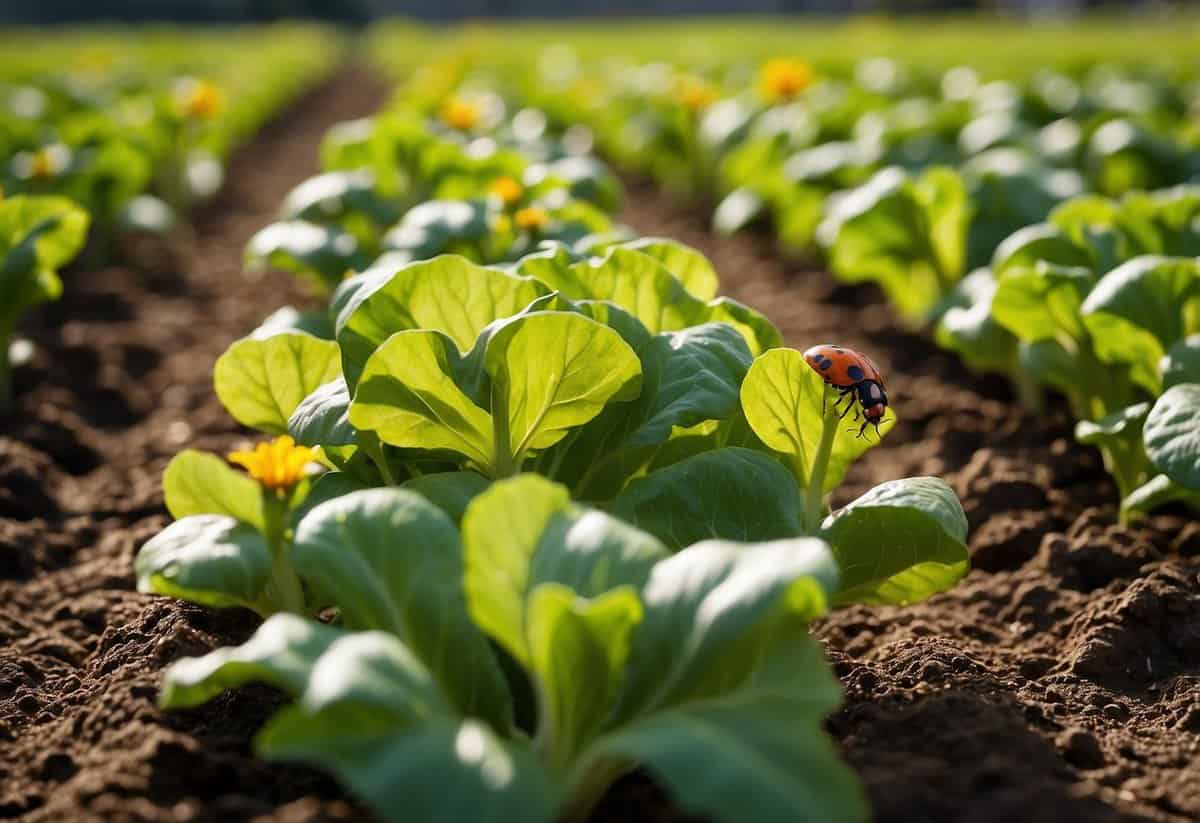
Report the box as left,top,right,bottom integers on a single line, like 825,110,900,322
863,403,886,421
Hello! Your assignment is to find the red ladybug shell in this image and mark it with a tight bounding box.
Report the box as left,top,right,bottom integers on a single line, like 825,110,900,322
803,344,884,389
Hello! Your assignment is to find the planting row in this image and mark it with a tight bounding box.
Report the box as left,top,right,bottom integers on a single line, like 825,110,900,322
0,25,342,411
132,71,971,821
406,45,1200,523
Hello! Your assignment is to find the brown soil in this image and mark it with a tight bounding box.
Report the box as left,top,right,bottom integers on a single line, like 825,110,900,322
2,66,1198,823
0,67,387,823
613,180,1200,823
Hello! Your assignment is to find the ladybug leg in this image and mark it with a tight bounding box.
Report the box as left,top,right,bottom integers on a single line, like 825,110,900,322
838,398,857,421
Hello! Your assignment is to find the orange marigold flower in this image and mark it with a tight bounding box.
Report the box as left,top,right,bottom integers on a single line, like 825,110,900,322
758,58,814,104
228,436,320,492
514,206,549,232
489,176,524,207
439,96,481,131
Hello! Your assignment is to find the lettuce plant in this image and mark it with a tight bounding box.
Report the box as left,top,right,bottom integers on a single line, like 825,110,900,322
0,194,89,413
156,476,869,823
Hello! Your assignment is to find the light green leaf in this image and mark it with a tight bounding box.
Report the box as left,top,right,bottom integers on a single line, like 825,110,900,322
349,329,494,469
610,537,838,723
135,514,271,611
292,489,512,730
991,222,1093,277
337,255,546,387
214,332,342,435
1144,384,1200,490
620,237,720,301
991,262,1094,343
589,626,867,823
550,323,753,501
485,312,641,460
527,584,642,767
162,450,265,531
740,348,893,494
1121,473,1200,519
612,448,804,551
462,475,666,666
1081,256,1200,394
819,477,969,606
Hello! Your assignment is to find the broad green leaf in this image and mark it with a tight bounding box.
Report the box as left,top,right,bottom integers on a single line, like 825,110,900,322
0,195,89,276
526,584,642,767
704,297,784,355
161,613,345,709
819,167,954,320
588,626,867,823
0,196,88,323
1081,256,1200,393
337,255,546,387
264,717,556,823
350,329,494,469
289,377,357,447
1075,402,1151,448
402,471,491,522
991,262,1094,343
135,515,271,611
1121,473,1200,519
161,450,265,531
245,220,366,291
612,448,804,551
991,222,1093,277
560,247,702,332
819,477,969,606
484,312,641,460
914,166,969,286
1162,336,1200,389
292,489,512,730
551,323,753,501
620,237,720,301
214,332,342,435
934,269,1019,374
610,537,838,723
740,348,893,494
463,475,666,666
1144,384,1200,490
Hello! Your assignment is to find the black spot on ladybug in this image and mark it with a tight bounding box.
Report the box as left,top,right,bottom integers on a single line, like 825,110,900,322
847,365,864,381
819,358,832,370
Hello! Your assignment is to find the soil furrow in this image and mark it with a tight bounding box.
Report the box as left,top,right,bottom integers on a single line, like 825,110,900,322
0,66,387,823
617,179,1200,823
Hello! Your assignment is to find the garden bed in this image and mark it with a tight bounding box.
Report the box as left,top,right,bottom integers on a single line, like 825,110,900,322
1,69,1198,823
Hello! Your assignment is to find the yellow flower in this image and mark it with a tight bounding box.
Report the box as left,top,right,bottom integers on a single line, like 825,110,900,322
674,75,718,113
27,145,67,180
514,206,550,232
176,79,224,120
228,436,320,492
488,176,524,207
439,96,481,131
758,58,814,104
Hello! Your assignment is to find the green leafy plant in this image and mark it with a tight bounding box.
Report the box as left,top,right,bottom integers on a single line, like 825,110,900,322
156,475,869,823
0,194,89,413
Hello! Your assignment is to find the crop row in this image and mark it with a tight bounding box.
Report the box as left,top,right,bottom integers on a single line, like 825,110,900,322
0,25,342,410
132,62,973,822
405,43,1200,524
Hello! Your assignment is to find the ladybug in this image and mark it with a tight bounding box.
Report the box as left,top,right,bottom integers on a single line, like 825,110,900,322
802,344,889,439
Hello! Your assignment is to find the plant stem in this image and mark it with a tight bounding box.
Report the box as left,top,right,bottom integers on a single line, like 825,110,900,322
491,382,516,478
263,493,304,614
803,385,840,535
361,434,397,486
560,759,633,823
